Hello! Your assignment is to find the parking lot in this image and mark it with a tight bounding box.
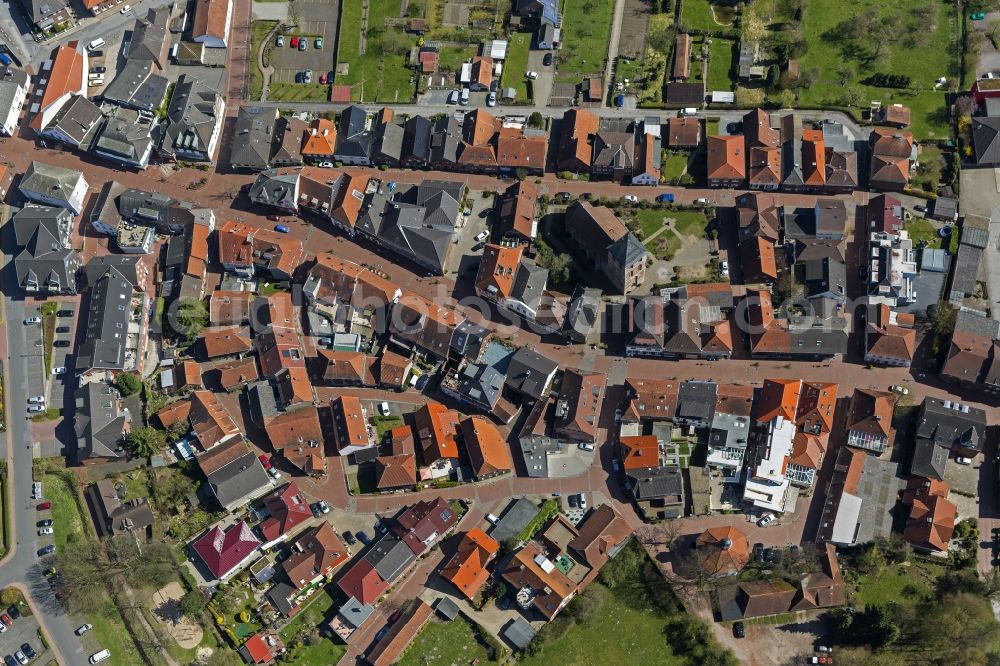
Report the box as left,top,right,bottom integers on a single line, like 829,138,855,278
444,189,495,277
270,0,339,84
0,604,51,666
21,316,45,406
49,307,76,385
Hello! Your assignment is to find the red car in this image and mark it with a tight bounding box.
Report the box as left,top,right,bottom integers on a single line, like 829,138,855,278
258,454,272,469
266,215,281,221
319,72,328,84
0,615,11,626
36,502,51,511
290,36,299,48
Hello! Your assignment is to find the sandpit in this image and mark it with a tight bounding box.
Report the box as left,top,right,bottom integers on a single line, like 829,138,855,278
152,581,204,649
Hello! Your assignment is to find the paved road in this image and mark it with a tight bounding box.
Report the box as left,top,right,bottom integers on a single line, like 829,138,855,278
0,231,86,664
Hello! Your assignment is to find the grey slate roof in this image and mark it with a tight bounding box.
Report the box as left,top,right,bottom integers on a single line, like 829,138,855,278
489,498,540,544
503,619,537,650
510,260,548,312
960,219,990,249
675,380,717,423
373,121,405,163
950,244,983,298
402,115,432,164
162,74,222,158
805,258,847,299
249,169,298,210
74,382,128,460
519,436,561,478
102,59,169,111
910,440,949,481
973,116,1000,165
607,232,647,267
128,8,169,64
917,397,987,454
118,188,176,225
625,466,684,501
206,450,271,509
954,309,1000,338
13,204,79,293
362,533,415,583
231,106,275,170
450,320,490,359
430,115,461,164
504,347,558,400
93,108,157,167
17,0,68,27
453,362,504,409
563,286,601,341
83,255,144,286
334,105,373,161
41,95,103,148
77,264,136,372
0,66,29,115
337,596,374,629
592,131,635,170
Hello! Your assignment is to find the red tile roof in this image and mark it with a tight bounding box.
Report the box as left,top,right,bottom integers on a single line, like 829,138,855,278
192,0,232,43
192,521,261,579
756,378,802,423
336,559,387,605
413,402,461,463
557,108,599,170
281,522,349,589
620,435,660,470
392,497,457,556
497,127,547,170
695,526,750,575
441,528,500,599
459,416,513,479
707,135,746,181
475,243,524,300
32,42,85,128
258,483,312,542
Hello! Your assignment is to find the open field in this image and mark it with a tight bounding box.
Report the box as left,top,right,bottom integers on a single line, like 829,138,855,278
502,32,532,102
397,616,491,665
335,0,415,102
708,38,735,92
680,0,735,32
794,0,956,139
558,0,616,80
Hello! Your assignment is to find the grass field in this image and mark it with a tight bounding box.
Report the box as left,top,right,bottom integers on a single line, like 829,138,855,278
795,0,955,139
335,0,415,102
558,0,615,79
502,32,532,102
397,617,490,665
635,209,668,239
44,472,86,551
268,83,331,102
681,0,735,31
904,218,938,246
437,45,477,73
671,209,710,238
853,560,946,608
663,152,689,181
249,21,277,101
708,38,735,92
648,233,683,261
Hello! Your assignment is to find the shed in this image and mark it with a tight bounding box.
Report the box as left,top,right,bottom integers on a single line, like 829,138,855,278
330,85,352,103
921,248,947,272
501,87,517,101
930,197,957,222
711,91,735,103
502,618,537,650
434,597,459,620
489,39,508,61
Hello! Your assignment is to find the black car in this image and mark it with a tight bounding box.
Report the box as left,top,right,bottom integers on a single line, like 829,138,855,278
752,542,764,561
19,645,34,660
733,621,745,638
357,531,371,545
90,50,104,57
56,310,73,317
294,72,303,83
6,606,18,620
37,520,52,528
557,191,571,201
38,545,55,556
54,340,70,347
4,655,16,666
56,326,70,333
90,66,106,74
343,531,357,545
543,52,553,66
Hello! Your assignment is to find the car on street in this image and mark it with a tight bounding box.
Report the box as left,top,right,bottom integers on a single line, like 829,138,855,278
720,261,729,276
656,193,675,203
6,607,18,620
525,70,538,79
315,38,323,48
266,215,281,221
733,621,745,638
752,542,764,561
27,405,44,414
343,531,357,545
475,230,489,242
303,69,312,83
543,52,553,66
20,645,35,660
290,37,299,48
38,545,55,556
36,502,51,511
27,396,44,404
90,66,106,74
275,224,290,233
578,442,595,451
37,519,52,527
890,385,908,395
914,204,926,212
0,615,11,626
120,3,131,12
486,91,497,107
23,317,40,325
357,531,371,545
318,161,334,168
258,454,271,469
378,401,391,416
757,512,776,527
276,35,284,47
3,655,14,666
299,39,307,51
56,326,70,333
13,652,26,665
38,527,53,535
624,195,639,203
54,340,70,347
52,367,66,375
57,309,73,317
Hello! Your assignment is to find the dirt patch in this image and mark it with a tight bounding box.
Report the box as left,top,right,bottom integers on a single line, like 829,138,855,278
152,581,203,649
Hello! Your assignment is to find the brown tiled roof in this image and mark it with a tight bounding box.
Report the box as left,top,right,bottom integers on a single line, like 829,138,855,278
157,400,192,428
672,33,691,79
790,432,825,469
553,369,605,441
472,56,493,88
331,173,371,229
374,452,417,490
795,381,838,434
389,292,463,357
748,146,781,188
904,487,956,551
871,154,910,186
308,252,400,307
565,201,629,248
196,435,250,476
883,104,911,127
624,377,679,421
365,600,433,666
714,384,754,417
666,117,701,148
695,525,750,575
331,395,372,454
302,118,337,156
475,243,524,300
189,390,240,449
316,350,373,385
738,580,798,618
376,350,410,388
638,133,660,179
756,378,801,423
871,128,914,157
620,435,660,470
216,220,305,277
801,129,826,187
187,225,210,278
846,389,894,439
265,405,323,450
213,356,259,391
497,180,537,240
736,192,780,243
209,291,253,325
557,108,599,170
743,108,780,148
275,366,313,406
500,544,576,620
497,127,547,170
414,402,461,463
178,361,203,389
567,504,632,570
442,528,499,599
192,0,231,42
739,237,777,282
707,135,746,181
866,304,916,362
459,416,513,478
281,522,349,589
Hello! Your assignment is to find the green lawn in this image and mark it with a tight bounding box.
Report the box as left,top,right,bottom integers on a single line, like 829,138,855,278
680,0,735,31
707,38,735,92
278,587,341,664
670,209,710,238
795,0,955,139
282,641,347,665
648,233,683,261
268,83,330,102
335,0,416,102
904,218,937,246
250,20,277,101
397,617,490,665
853,560,946,608
437,45,477,73
663,152,689,181
558,0,615,79
635,209,667,239
501,32,532,102
88,597,143,666
44,472,87,551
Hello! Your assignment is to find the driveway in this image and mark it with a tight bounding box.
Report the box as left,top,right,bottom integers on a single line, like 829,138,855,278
269,0,339,84
525,49,554,107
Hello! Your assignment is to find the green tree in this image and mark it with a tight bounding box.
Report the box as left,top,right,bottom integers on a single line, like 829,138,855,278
548,253,572,284
128,426,167,458
528,111,544,128
172,297,209,341
114,373,142,397
179,589,205,619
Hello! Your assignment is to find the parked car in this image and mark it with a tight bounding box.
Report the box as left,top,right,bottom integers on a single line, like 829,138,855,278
568,494,577,508
258,454,272,469
54,340,70,347
23,317,40,325
624,194,639,203
319,72,328,84
957,456,974,465
720,261,729,276
56,326,70,333
275,224,290,233
914,204,926,212
90,66,106,74
20,645,35,661
276,35,284,47
290,37,299,48
694,197,709,205
56,310,73,317
314,38,323,48
318,501,330,514
656,193,675,203
578,442,595,451
303,69,312,83
378,401,391,416
36,502,51,511
889,385,908,395
120,3,132,12
27,405,44,414
90,50,104,57
0,624,6,634
752,542,764,561
475,230,489,242
543,52,553,66
486,513,498,525
733,621,745,638
757,512,776,527
38,527,53,536
343,531,357,545
38,545,55,556
294,72,303,83
3,655,14,666
52,367,66,375
37,519,52,527
318,161,334,168
486,91,497,107
268,467,280,480
525,70,538,79
266,215,281,221
299,39,307,51
578,494,587,510
0,615,11,626
357,531,371,545
27,396,44,404
6,607,18,620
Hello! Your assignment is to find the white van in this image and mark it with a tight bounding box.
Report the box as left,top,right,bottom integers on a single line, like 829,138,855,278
680,107,699,116
486,513,499,525
88,38,106,51
89,650,111,664
32,482,42,499
460,88,470,106
88,78,104,87
447,89,459,105
88,72,103,80
170,43,179,61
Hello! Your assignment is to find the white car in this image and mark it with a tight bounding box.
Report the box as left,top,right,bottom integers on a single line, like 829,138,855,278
526,71,538,80
578,494,587,509
23,317,41,325
694,197,709,205
578,442,595,451
76,624,93,636
38,527,53,535
720,261,729,276
0,623,5,633
889,385,908,395
318,161,334,168
624,195,639,203
378,401,391,416
486,92,497,107
956,456,974,465
757,512,776,527
52,367,67,375
27,405,44,414
475,230,489,242
27,396,45,404
120,3,131,12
